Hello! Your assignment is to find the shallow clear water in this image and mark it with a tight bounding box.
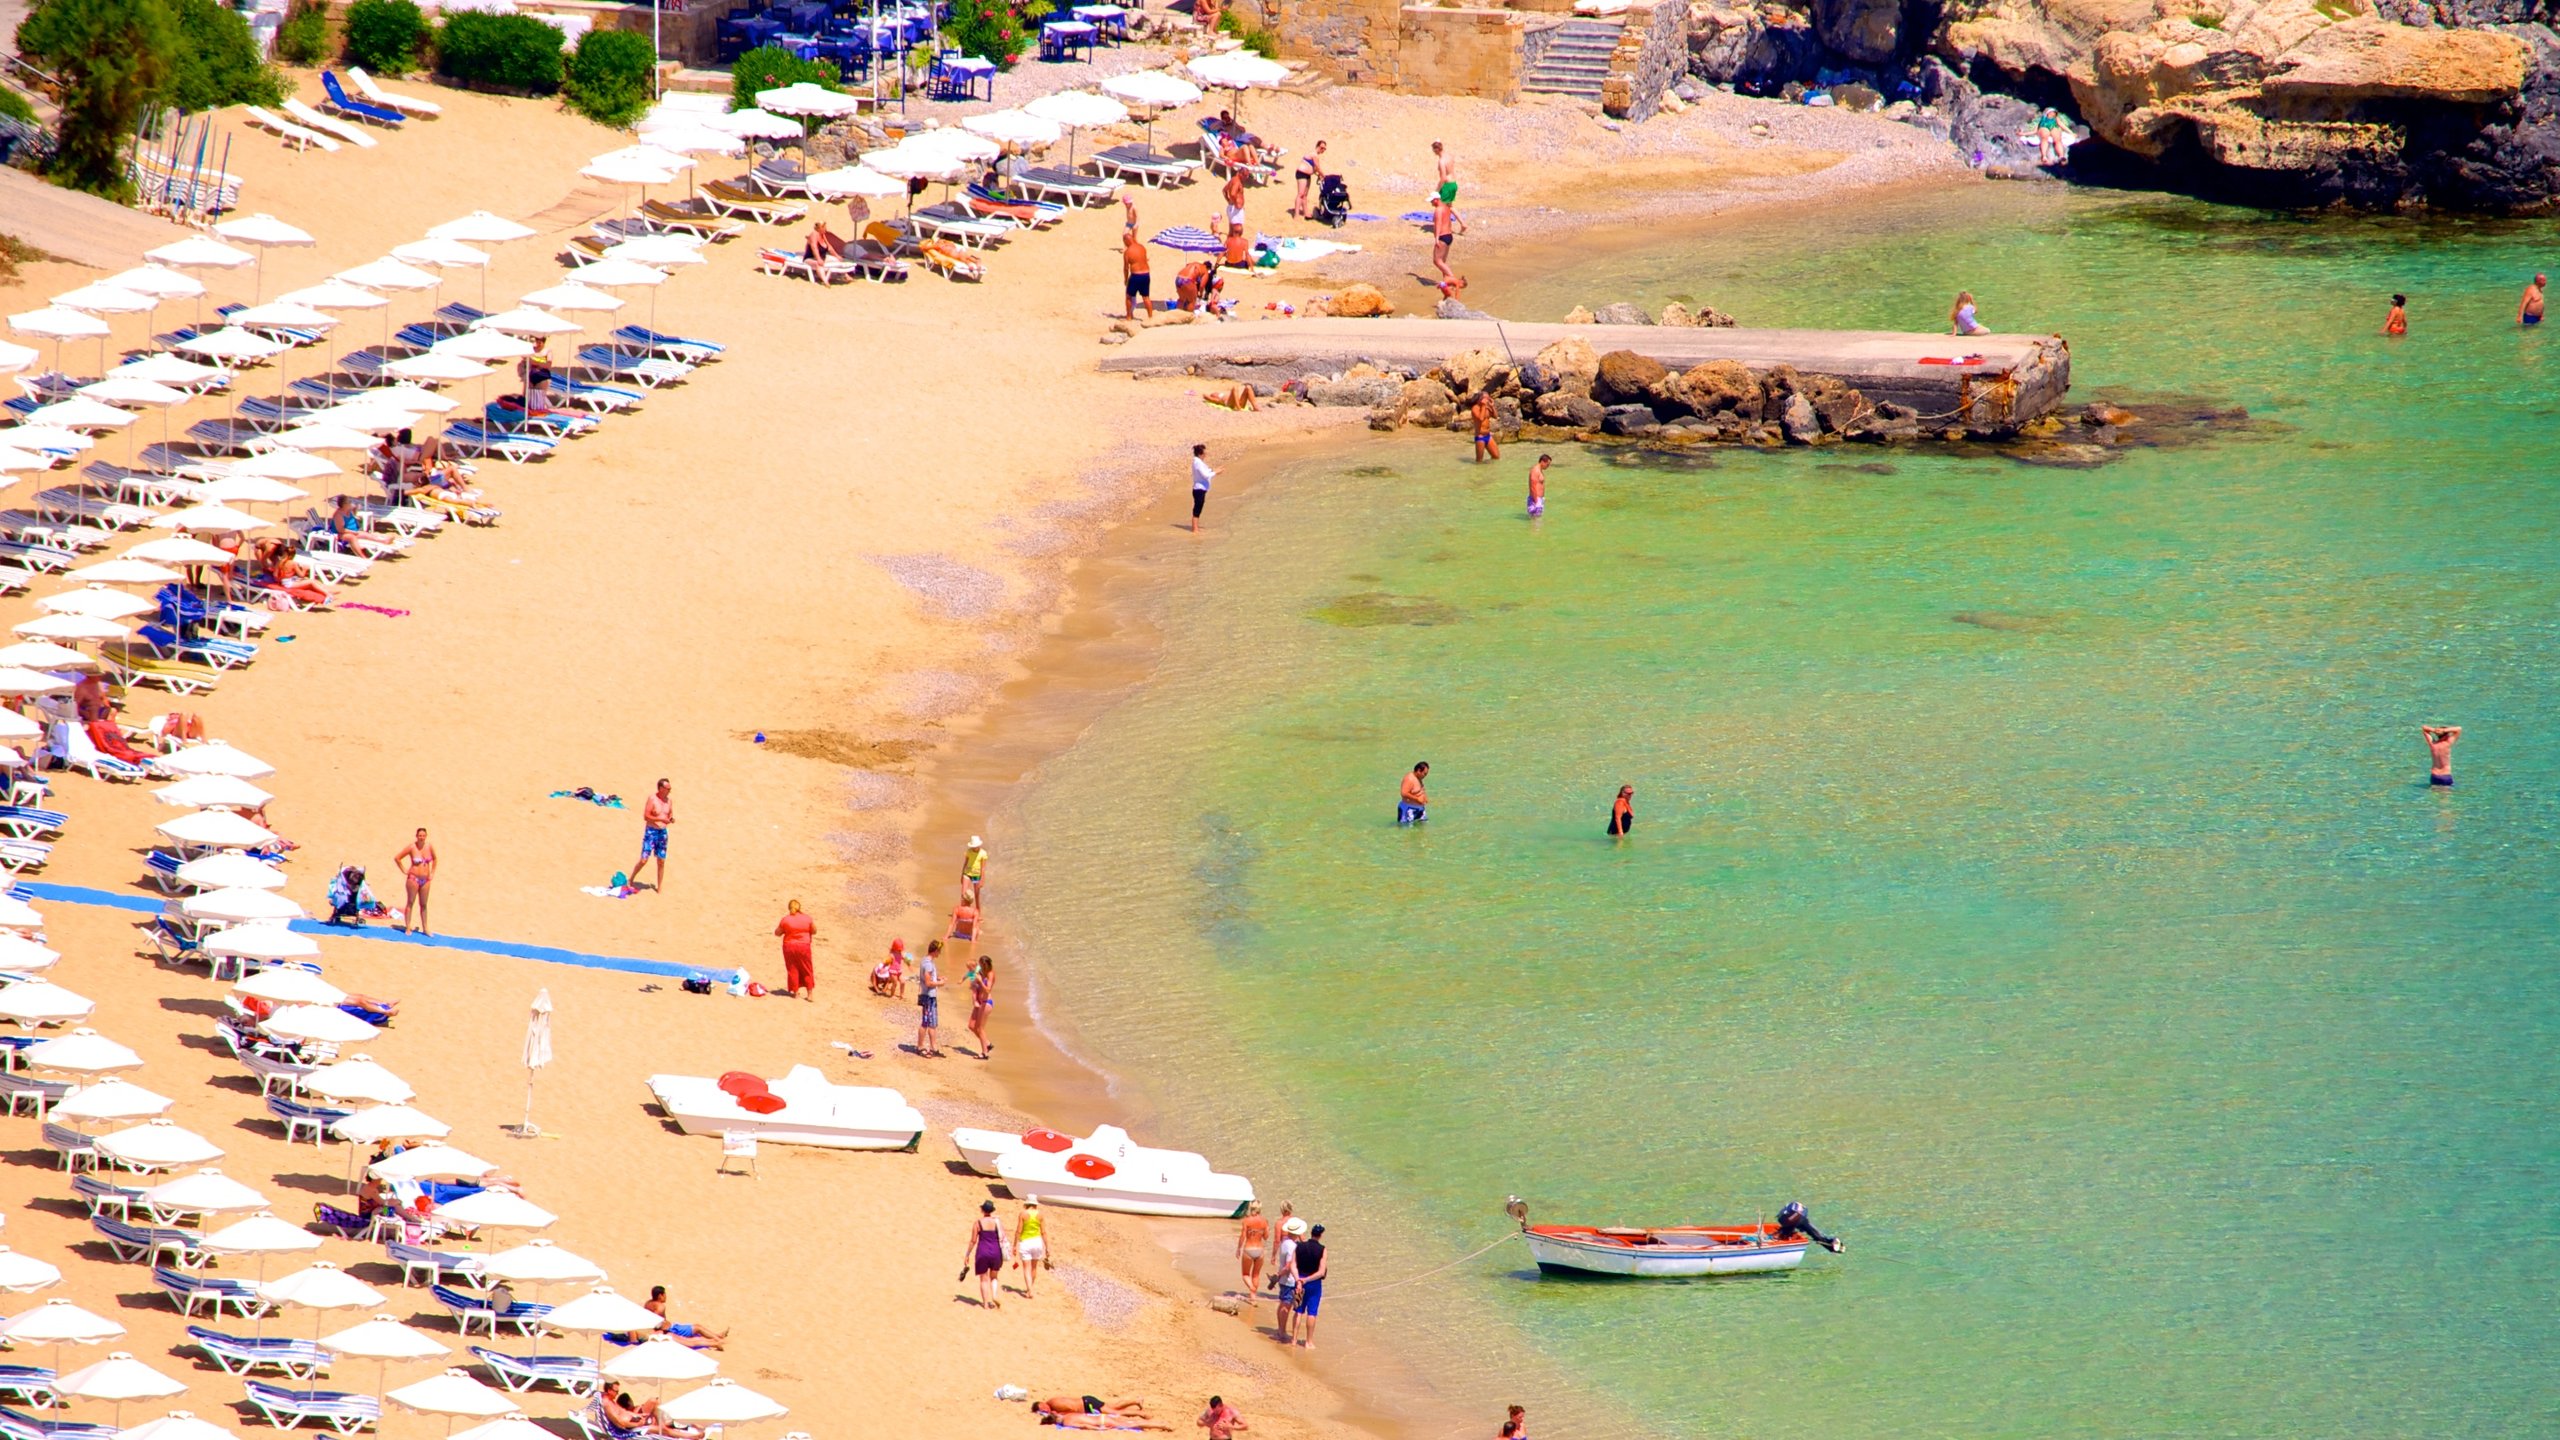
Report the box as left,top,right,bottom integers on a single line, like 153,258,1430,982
1008,186,2560,1438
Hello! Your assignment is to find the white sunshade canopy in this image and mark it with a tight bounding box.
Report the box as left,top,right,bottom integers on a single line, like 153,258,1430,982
119,1415,243,1440
74,560,184,587
473,308,580,337
756,82,860,117
201,926,320,963
430,330,533,362
213,214,315,247
188,477,308,508
95,1120,224,1168
0,893,43,928
202,1212,325,1258
0,1247,63,1294
384,350,493,382
539,1287,662,1335
601,1339,717,1384
261,1005,379,1045
104,266,208,300
330,1105,450,1144
517,284,622,314
59,1353,185,1404
48,285,156,316
0,342,30,375
336,259,441,292
23,1029,143,1074
353,383,457,415
174,329,286,361
387,1370,518,1419
292,405,418,436
449,1421,553,1440
227,302,338,330
640,126,743,156
390,238,492,270
259,1262,383,1312
366,1143,495,1182
580,157,677,186
429,1189,552,1230
477,1240,603,1286
859,144,965,182
659,1380,787,1425
563,260,667,289
599,237,704,268
961,110,1062,148
155,775,277,812
1100,70,1204,107
426,211,538,244
905,127,1001,163
51,1079,169,1122
155,810,280,849
0,639,97,670
275,281,386,312
148,236,258,269
0,1299,125,1346
112,353,227,385
9,309,110,341
1022,90,1129,129
705,108,804,140
263,425,381,453
1186,51,1290,88
141,1168,269,1217
802,167,905,200
228,449,340,480
230,966,342,1006
13,613,130,643
161,742,276,778
0,980,95,1024
319,1315,449,1362
38,589,154,621
0,935,62,972
0,425,94,454
177,887,305,923
0,446,54,473
22,399,134,432
78,378,190,409
0,709,36,742
174,852,287,889
299,1056,412,1105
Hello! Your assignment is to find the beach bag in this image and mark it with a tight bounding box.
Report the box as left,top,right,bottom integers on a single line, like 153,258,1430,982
681,973,715,995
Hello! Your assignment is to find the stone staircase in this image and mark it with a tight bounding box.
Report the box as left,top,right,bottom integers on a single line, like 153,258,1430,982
1520,18,1623,102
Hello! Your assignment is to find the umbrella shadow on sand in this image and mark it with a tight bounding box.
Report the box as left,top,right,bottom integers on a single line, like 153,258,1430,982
265,1172,345,1197
154,997,230,1019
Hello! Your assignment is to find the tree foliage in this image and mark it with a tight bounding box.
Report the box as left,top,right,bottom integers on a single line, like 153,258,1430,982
563,27,654,126
435,10,563,93
165,0,284,110
343,0,430,74
14,0,177,195
946,0,1027,70
727,42,836,112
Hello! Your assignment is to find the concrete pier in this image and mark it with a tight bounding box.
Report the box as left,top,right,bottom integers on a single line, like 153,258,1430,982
1100,319,2073,435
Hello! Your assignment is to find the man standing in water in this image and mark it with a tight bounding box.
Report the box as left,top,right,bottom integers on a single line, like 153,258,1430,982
1397,762,1430,826
1526,454,1549,519
2520,274,2545,328
1291,1224,1328,1349
2422,724,2461,786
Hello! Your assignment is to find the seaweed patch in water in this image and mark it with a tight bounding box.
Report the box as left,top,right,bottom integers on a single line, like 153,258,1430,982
1951,610,2053,632
1346,465,1401,479
1818,462,1899,477
1310,591,1465,627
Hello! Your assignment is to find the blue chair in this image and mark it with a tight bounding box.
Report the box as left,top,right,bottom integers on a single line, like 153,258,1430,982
318,72,404,127
188,1327,328,1379
154,1265,266,1317
432,1284,550,1337
0,1405,116,1440
470,1346,600,1398
242,1380,378,1433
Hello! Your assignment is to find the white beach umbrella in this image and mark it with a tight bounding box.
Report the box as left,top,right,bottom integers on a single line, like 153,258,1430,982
599,237,705,269
0,709,36,743
961,110,1062,150
263,424,380,453
386,1369,518,1422
300,1056,411,1106
0,341,32,374
1022,91,1127,165
112,353,226,386
0,640,94,670
228,302,338,332
478,1239,604,1287
430,330,533,362
1101,70,1203,108
74,560,184,586
155,774,275,809
448,1420,553,1440
13,613,129,643
9,308,109,340
0,892,44,927
260,1262,384,1345
320,1315,448,1364
563,259,667,290
155,811,280,849
201,1213,324,1273
210,215,315,301
803,167,905,201
263,1005,379,1046
49,285,154,316
38,589,153,621
173,328,286,363
189,477,308,508
385,351,491,383
78,377,188,409
428,212,537,245
367,1144,494,1182
148,236,257,270
643,126,743,159
660,1380,786,1427
543,1287,662,1366
861,144,964,183
161,742,274,778
202,927,320,964
276,281,386,313
24,1029,142,1075
174,853,287,891
178,887,305,923
290,405,416,436
430,1189,552,1232
141,1168,268,1218
24,397,135,431
59,1353,185,1426
330,1105,450,1144
0,980,93,1025
757,82,860,119
0,445,54,472
473,307,579,337
95,1120,223,1169
105,266,206,302
0,424,93,454
603,1338,717,1386
336,259,440,293
512,989,552,1138
706,108,803,141
391,239,490,270
518,284,622,316
0,1247,62,1294
52,1079,172,1123
1187,51,1288,89
593,143,695,173
0,1300,124,1375
0,935,61,971
152,504,269,534
119,1413,243,1440
227,449,339,480
906,127,1001,164
231,967,341,1006
355,383,457,415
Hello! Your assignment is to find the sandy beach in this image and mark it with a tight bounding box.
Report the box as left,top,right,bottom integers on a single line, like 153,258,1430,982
0,56,1978,1440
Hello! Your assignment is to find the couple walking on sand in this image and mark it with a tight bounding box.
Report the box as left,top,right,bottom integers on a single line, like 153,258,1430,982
963,1194,1051,1308
1236,1203,1331,1348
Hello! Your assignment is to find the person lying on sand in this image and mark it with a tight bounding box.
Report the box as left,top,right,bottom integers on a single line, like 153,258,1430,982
1038,1416,1170,1432
646,1285,728,1349
1204,385,1259,412
1032,1398,1149,1419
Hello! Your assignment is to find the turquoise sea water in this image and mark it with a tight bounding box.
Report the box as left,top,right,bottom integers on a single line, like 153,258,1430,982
1006,186,2560,1438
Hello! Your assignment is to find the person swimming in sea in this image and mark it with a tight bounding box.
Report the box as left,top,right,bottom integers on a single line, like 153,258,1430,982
2520,274,2545,328
1607,785,1633,838
1526,454,1548,519
2422,723,2460,786
2384,293,2408,336
1774,1201,1845,1254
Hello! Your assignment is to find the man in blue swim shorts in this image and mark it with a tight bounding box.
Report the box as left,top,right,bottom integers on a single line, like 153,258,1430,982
1290,1224,1328,1349
2520,274,2545,328
2423,724,2460,786
628,778,673,892
1397,761,1429,826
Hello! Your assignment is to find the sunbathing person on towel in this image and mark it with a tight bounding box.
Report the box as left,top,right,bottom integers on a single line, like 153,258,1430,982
604,1391,702,1440
804,221,849,264
85,718,155,766
1032,1398,1150,1419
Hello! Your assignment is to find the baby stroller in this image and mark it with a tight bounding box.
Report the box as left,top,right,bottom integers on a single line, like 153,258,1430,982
1314,173,1351,229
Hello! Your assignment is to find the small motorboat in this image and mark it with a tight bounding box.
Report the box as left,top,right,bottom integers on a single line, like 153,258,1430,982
968,1123,1251,1218
646,1065,925,1151
1509,1198,1816,1278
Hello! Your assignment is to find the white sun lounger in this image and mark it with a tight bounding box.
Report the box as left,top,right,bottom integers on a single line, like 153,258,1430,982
349,66,441,117
280,98,376,150
242,106,339,153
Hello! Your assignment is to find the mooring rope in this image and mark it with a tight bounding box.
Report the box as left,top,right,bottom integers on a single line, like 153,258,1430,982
1325,1230,1522,1301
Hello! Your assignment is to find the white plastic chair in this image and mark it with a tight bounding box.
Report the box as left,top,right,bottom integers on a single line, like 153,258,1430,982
718,1129,758,1177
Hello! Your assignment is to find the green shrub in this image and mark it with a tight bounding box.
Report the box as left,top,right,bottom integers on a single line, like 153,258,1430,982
1239,24,1276,57
727,42,835,112
165,0,284,108
1215,6,1239,31
274,0,328,64
0,85,36,124
563,27,652,125
12,0,174,196
435,10,562,93
946,0,1026,70
343,0,430,74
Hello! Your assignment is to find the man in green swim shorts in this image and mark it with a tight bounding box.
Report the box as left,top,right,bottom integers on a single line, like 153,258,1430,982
1431,139,1456,202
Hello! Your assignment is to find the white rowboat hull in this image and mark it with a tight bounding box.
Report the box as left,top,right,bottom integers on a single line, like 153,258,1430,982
1524,1231,1808,1277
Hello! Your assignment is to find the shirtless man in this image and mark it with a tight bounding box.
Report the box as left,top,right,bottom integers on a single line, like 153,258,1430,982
394,828,436,936
1397,761,1430,827
1121,226,1152,320
2520,274,2545,328
1221,167,1247,236
1469,392,1499,462
1430,196,1467,298
72,672,116,724
1526,453,1549,519
1430,138,1456,201
630,779,673,892
2422,724,2461,787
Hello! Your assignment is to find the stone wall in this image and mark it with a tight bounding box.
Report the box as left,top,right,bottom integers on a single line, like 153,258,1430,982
1271,0,1406,85
1396,6,1529,99
1600,0,1691,119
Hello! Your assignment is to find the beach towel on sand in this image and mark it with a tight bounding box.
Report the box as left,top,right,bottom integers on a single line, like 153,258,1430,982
549,787,625,808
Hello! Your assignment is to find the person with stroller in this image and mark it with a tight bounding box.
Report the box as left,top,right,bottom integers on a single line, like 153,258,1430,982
1291,141,1329,220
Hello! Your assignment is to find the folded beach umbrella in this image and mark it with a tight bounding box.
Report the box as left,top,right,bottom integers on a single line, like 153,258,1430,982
95,1120,224,1169
473,307,580,338
104,266,206,302
23,1029,142,1075
141,1168,269,1217
120,1413,245,1440
330,1105,450,1144
75,559,185,587
51,1079,172,1123
177,886,304,923
27,397,137,430
1150,226,1226,254
0,980,94,1024
38,588,152,622
367,1143,495,1182
202,926,319,964
155,810,280,850
155,774,274,810
430,1188,551,1231
386,1368,518,1420
300,1056,412,1106
0,935,61,972
49,284,154,316
263,1005,380,1046
659,1379,786,1427
173,328,285,363
13,613,129,644
160,737,275,773
0,893,44,928
0,1247,62,1294
962,110,1063,150
232,968,342,1009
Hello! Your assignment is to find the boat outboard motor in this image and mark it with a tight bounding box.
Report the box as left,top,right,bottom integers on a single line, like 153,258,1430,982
1775,1201,1845,1254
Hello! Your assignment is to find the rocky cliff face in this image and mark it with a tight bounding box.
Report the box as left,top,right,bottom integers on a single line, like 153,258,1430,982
1687,0,2560,211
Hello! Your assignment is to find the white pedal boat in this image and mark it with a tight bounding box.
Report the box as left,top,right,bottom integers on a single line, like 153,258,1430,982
963,1123,1253,1218
647,1064,925,1151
